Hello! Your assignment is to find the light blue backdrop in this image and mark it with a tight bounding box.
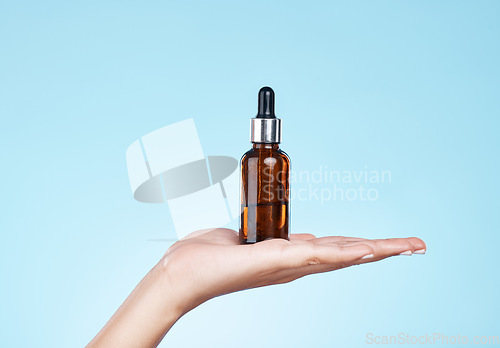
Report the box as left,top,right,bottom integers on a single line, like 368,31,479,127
1,1,499,347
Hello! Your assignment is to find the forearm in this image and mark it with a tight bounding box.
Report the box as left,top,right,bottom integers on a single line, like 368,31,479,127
86,262,185,348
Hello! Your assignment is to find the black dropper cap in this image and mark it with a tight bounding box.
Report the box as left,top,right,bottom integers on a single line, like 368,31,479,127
256,86,275,118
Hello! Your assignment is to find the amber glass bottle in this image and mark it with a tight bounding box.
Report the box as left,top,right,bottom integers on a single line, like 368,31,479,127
239,87,290,244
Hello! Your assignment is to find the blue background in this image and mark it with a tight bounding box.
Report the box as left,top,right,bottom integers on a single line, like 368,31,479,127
1,1,499,347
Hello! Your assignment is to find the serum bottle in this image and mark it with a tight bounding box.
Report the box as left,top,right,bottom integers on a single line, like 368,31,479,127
239,87,290,244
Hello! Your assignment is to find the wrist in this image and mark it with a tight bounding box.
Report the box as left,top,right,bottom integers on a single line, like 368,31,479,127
156,255,200,318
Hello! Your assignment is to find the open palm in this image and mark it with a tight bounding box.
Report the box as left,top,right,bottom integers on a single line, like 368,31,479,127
162,228,426,312
88,228,426,347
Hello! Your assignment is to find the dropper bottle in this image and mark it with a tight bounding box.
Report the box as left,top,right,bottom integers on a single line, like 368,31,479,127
239,87,291,244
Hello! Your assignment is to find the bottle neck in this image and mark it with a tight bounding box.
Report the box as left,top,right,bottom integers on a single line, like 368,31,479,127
252,143,279,150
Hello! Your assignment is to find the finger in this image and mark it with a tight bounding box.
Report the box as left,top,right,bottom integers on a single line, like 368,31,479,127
310,236,366,244
290,233,316,241
281,242,374,269
349,237,422,263
406,237,427,254
271,243,375,282
323,237,427,255
273,237,426,283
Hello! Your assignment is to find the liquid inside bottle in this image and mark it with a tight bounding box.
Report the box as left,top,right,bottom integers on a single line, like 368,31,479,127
239,143,290,243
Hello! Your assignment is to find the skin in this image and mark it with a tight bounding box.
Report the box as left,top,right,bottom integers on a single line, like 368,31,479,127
87,228,426,348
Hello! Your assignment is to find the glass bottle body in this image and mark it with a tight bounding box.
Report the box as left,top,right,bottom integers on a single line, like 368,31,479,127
239,143,290,244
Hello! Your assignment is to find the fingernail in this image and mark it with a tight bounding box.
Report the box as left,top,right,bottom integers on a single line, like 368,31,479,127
361,254,374,260
414,249,426,254
399,250,412,256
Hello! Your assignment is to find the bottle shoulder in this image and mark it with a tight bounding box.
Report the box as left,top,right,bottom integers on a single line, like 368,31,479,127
240,151,250,162
277,148,290,163
240,145,290,165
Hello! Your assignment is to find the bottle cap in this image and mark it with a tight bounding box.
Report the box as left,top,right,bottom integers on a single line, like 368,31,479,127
250,87,282,143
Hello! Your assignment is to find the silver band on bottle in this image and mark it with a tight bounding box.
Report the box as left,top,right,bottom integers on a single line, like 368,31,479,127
250,118,281,143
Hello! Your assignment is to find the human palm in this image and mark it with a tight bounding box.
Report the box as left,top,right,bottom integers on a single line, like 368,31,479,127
88,228,426,347
162,228,426,312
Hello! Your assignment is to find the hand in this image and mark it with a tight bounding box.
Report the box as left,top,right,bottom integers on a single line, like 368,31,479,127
88,229,426,348
163,228,426,313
